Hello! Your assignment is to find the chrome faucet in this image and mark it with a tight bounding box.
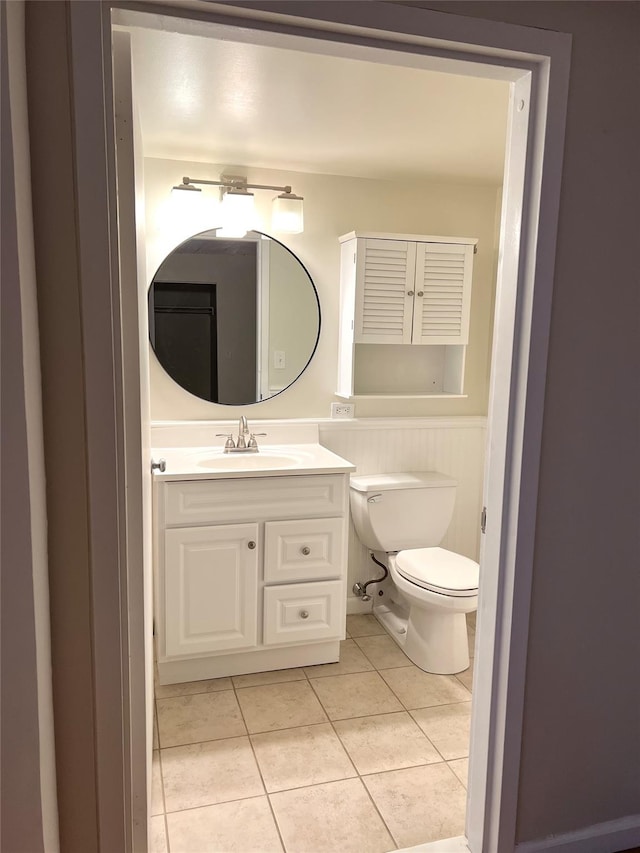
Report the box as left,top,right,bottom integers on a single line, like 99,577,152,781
217,417,266,453
236,416,249,449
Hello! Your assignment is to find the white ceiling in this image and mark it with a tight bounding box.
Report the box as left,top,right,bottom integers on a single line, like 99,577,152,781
129,27,509,184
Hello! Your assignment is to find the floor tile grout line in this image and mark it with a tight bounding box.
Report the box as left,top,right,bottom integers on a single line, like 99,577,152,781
230,680,288,853
155,700,471,760
154,750,468,818
153,620,475,847
328,712,446,779
358,764,401,851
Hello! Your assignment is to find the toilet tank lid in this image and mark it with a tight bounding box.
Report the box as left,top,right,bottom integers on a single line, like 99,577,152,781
350,472,457,493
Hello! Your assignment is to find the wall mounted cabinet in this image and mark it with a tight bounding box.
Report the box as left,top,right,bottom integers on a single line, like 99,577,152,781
337,232,477,398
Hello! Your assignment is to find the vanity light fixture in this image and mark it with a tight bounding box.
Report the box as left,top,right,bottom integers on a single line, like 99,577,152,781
218,186,256,238
272,191,304,234
172,175,304,236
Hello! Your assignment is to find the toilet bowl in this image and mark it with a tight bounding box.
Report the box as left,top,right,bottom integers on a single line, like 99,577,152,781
349,472,479,675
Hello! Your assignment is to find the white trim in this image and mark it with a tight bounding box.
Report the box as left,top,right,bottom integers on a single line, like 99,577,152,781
68,4,130,850
320,416,487,432
515,815,640,853
336,394,469,401
339,231,478,246
258,237,270,400
152,415,488,434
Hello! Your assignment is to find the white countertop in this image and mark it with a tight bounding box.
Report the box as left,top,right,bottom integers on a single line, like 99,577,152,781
151,443,356,481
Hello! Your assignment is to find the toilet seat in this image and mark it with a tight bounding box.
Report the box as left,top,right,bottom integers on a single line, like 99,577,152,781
394,547,479,597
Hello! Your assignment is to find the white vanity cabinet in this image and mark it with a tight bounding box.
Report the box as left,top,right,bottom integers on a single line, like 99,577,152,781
337,231,477,398
154,472,349,684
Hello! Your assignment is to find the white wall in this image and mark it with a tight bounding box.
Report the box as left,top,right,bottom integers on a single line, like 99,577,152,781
267,240,319,392
144,157,502,420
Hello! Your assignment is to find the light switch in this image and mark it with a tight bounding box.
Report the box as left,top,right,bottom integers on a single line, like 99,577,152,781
274,350,286,369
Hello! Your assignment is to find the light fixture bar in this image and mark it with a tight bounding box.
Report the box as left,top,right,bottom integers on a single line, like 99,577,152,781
172,174,305,235
177,176,295,194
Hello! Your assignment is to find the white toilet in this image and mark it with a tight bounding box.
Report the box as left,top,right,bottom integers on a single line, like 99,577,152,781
349,472,479,675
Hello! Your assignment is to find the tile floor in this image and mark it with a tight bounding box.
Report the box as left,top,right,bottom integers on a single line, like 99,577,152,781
151,614,476,853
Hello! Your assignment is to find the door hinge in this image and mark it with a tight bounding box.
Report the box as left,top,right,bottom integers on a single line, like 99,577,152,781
481,506,487,534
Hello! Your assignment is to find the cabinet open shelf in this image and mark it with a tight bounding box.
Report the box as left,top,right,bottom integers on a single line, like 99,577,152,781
336,393,468,400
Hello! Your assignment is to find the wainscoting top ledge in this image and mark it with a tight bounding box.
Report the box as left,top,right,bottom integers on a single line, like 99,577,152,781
151,415,488,436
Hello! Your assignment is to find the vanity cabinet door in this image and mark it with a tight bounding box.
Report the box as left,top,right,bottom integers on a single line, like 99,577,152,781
164,523,259,658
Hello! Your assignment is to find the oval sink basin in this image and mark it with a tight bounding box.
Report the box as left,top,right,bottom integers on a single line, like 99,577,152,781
196,452,305,470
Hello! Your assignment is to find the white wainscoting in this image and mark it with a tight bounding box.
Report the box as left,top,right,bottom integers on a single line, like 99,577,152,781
318,417,487,609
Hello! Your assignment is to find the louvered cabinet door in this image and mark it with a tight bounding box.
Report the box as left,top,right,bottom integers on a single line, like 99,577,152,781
354,239,416,343
413,242,474,345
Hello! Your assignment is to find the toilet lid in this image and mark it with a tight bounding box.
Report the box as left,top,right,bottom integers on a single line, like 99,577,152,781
395,547,479,597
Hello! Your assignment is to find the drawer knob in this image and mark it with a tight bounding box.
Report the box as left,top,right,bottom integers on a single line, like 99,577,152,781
248,541,256,550
301,546,311,556
299,609,309,619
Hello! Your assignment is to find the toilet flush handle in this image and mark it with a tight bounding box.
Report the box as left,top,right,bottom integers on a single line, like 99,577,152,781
367,493,383,503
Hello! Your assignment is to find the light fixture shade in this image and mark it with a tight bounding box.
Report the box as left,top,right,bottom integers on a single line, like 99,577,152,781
272,193,304,234
169,184,207,235
217,189,255,238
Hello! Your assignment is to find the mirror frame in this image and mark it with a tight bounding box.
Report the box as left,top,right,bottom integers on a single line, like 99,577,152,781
148,229,322,406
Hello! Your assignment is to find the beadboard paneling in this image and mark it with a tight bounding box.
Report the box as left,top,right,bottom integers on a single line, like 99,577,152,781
318,419,486,602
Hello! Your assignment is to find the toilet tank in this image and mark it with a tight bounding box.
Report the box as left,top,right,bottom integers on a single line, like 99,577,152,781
349,472,457,552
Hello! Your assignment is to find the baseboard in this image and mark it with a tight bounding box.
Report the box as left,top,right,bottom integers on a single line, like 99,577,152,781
346,595,373,615
516,814,640,853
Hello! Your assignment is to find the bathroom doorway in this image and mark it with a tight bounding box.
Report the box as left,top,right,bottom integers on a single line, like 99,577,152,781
66,3,570,851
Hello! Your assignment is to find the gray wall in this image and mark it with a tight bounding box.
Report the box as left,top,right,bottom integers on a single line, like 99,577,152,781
414,0,640,842
10,1,640,850
2,1,58,850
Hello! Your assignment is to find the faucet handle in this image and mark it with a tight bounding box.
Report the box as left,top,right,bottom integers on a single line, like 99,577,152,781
248,433,267,449
216,433,235,451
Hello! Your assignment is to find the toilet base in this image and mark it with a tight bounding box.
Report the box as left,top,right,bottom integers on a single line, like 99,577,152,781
373,598,470,675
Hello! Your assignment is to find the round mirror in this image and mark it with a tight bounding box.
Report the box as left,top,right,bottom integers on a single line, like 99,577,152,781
148,230,320,405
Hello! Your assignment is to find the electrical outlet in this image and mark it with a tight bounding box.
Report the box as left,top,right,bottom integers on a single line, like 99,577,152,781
331,402,354,418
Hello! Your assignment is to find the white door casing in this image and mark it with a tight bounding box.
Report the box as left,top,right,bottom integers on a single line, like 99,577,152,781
65,2,572,851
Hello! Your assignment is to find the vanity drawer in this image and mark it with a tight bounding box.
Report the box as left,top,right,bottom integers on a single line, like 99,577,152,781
164,475,346,526
264,518,344,583
263,580,344,646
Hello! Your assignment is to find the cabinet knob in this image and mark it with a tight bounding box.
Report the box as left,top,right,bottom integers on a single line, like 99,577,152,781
151,458,166,473
417,291,424,297
407,290,414,297
301,546,311,556
248,541,256,550
299,609,309,619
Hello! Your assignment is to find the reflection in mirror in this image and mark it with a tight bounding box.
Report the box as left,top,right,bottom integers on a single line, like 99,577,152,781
148,230,320,405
